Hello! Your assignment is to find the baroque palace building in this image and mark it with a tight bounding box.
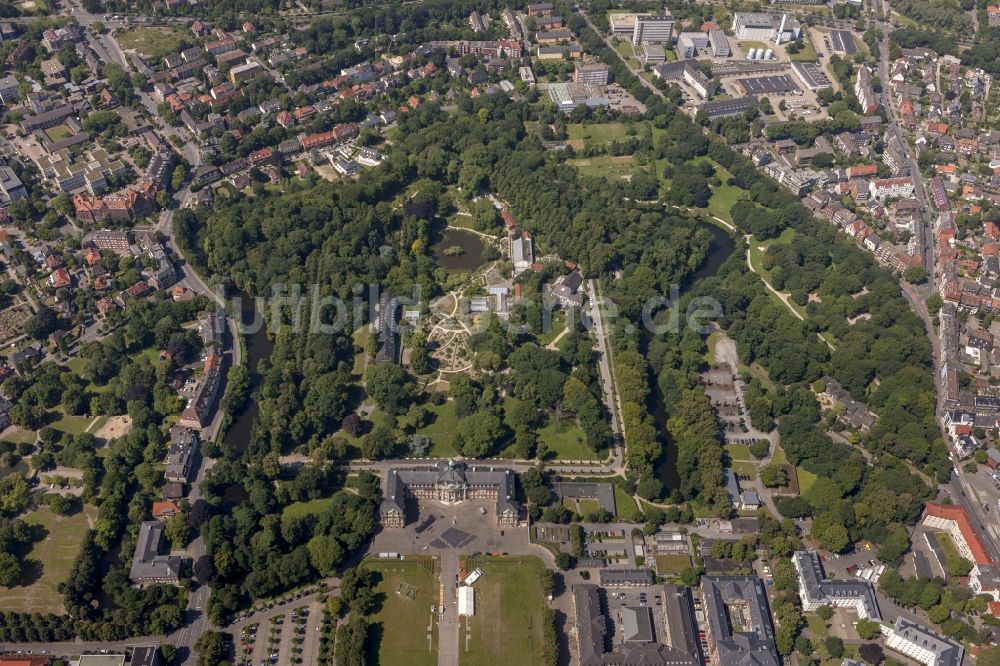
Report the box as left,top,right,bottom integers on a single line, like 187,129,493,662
379,459,522,528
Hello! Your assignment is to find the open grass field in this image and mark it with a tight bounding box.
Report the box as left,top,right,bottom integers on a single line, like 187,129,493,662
0,505,95,613
462,556,549,666
806,613,829,638
364,557,439,666
115,27,188,59
567,122,631,145
567,155,637,180
577,498,602,516
655,553,691,574
613,486,641,521
281,497,335,522
732,461,757,477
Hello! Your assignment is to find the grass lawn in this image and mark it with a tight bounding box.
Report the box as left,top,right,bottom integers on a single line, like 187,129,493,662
2,428,37,445
567,154,637,180
705,330,720,364
567,122,629,145
577,498,601,516
613,486,641,522
806,613,830,638
692,158,742,224
738,40,770,53
50,413,94,436
462,556,549,666
281,497,335,522
409,401,460,458
725,443,753,462
732,461,757,477
789,42,818,62
537,311,566,347
44,124,73,142
352,326,369,377
115,26,187,59
0,505,94,613
364,557,438,666
771,445,788,466
654,554,691,574
748,228,798,282
797,466,817,495
536,421,598,460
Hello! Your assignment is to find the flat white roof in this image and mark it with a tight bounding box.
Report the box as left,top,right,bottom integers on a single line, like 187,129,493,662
458,585,475,616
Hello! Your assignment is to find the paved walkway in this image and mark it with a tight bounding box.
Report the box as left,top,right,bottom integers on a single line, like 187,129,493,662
437,550,460,666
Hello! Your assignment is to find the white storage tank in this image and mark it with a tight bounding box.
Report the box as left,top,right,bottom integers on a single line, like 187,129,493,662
764,48,774,60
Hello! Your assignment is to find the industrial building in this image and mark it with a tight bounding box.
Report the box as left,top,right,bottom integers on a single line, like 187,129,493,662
732,12,801,44
734,74,799,96
791,61,833,91
632,14,674,45
548,82,608,111
830,29,858,54
698,96,759,120
708,29,731,57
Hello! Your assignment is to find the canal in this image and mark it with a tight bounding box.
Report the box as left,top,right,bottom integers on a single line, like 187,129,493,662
651,221,736,491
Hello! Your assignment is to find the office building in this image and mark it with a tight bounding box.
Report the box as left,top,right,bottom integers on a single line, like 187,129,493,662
885,618,964,666
0,75,18,104
701,576,779,666
709,29,731,57
129,521,182,586
573,61,610,85
793,551,881,620
632,15,674,45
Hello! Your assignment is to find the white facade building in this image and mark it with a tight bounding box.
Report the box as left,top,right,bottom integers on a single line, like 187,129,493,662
884,618,963,666
632,15,674,45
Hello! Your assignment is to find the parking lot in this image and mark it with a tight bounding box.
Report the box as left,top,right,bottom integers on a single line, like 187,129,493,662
233,600,324,666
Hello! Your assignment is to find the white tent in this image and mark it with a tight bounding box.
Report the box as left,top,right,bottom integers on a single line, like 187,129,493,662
458,586,475,616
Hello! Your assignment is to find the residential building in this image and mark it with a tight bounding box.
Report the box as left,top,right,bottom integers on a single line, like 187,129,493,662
885,618,963,666
0,75,18,104
379,460,521,527
855,65,878,114
87,229,132,251
165,426,198,482
0,166,26,206
793,550,881,620
229,61,262,83
21,104,73,132
178,351,223,429
632,15,674,45
129,521,182,586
